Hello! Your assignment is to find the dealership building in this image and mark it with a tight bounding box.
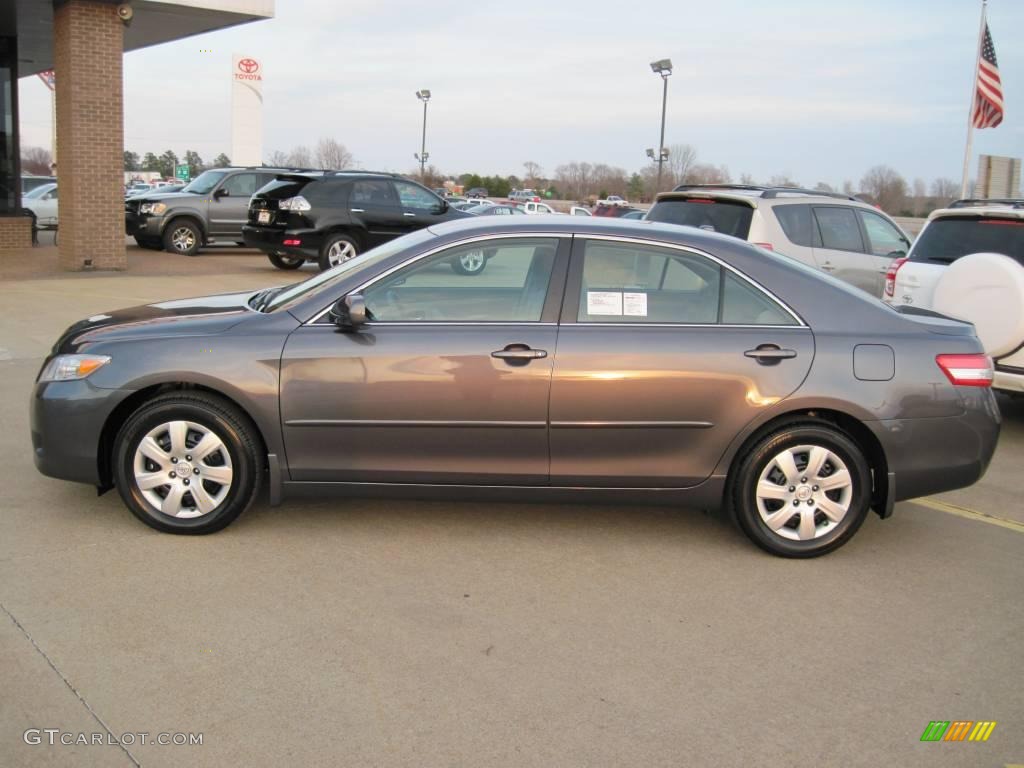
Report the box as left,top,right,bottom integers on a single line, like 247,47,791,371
0,0,273,270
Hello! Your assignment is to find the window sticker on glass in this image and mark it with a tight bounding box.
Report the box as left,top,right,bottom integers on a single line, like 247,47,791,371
623,292,648,316
587,291,623,315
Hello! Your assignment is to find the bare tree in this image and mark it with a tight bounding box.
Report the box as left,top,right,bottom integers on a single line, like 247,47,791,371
911,178,928,216
739,173,757,185
315,137,353,170
21,146,52,175
523,161,543,188
665,144,697,188
266,150,290,167
768,173,799,188
287,145,313,167
930,177,959,204
860,165,907,213
688,163,731,184
814,182,835,193
841,180,856,196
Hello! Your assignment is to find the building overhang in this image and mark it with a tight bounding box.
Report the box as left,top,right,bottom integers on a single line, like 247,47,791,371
7,0,274,76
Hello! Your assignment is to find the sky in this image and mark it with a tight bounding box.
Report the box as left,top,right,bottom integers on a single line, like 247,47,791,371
17,0,1024,189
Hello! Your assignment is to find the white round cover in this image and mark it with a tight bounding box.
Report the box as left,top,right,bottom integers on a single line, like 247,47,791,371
933,252,1024,357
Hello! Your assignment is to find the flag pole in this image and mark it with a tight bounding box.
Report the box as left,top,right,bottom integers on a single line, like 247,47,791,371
960,0,987,198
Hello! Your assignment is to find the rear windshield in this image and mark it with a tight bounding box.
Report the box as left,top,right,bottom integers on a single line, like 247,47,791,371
909,216,1024,266
255,177,312,199
645,198,754,239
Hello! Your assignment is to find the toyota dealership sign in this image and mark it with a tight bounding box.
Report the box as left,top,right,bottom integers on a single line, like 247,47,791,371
235,57,262,81
231,54,263,166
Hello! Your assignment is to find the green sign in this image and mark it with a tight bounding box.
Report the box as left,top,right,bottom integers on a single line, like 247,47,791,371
174,164,190,181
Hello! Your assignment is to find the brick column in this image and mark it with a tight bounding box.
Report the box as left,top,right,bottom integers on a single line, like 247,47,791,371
54,1,126,271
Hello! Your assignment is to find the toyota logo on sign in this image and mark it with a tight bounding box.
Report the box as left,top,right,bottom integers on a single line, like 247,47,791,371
238,58,260,74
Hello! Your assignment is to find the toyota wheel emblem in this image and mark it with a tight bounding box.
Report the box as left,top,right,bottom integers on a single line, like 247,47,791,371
238,58,260,74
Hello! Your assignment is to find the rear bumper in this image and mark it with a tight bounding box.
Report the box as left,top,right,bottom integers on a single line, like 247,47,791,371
993,366,1024,394
869,389,1001,502
242,225,320,260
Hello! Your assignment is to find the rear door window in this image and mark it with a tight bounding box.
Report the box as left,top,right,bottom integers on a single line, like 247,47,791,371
813,207,865,252
351,180,398,207
908,216,1024,266
646,198,754,238
220,173,258,197
304,179,350,206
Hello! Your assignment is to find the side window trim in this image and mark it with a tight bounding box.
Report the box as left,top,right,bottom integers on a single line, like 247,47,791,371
559,235,805,327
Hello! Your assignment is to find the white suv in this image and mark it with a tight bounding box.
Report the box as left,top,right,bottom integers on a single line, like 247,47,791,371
885,199,1024,394
646,185,911,295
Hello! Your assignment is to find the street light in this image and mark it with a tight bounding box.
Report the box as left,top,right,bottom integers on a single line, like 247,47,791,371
415,89,431,180
649,58,672,194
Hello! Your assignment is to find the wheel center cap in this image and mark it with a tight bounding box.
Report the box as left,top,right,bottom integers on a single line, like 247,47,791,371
176,460,194,477
795,485,812,501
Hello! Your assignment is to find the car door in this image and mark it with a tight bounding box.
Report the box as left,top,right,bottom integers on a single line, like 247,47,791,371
209,172,258,238
348,179,407,248
392,180,449,232
810,206,877,293
856,209,911,296
279,235,570,484
37,187,59,226
549,237,813,487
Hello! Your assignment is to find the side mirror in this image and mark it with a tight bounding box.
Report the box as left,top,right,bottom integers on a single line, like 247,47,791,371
213,187,228,199
435,200,448,214
330,293,367,330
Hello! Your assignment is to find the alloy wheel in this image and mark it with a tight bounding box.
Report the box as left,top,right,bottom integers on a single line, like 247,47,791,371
459,250,485,273
328,240,357,267
171,226,196,253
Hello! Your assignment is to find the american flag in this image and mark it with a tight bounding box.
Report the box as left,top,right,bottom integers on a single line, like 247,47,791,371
973,22,1003,129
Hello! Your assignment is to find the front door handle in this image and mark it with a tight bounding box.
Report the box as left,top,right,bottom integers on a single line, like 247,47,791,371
350,208,365,213
403,212,416,217
492,344,548,365
744,345,797,365
820,263,835,272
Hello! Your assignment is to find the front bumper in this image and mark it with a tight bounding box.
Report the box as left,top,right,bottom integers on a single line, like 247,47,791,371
31,376,131,486
242,225,320,260
125,210,166,238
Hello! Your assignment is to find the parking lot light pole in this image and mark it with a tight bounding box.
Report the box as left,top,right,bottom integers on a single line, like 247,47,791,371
650,59,673,193
415,89,431,181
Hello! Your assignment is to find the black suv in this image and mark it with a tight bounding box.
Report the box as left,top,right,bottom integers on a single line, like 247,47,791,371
243,172,473,271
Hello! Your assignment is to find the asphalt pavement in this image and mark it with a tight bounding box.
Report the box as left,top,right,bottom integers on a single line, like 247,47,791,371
1,245,1021,767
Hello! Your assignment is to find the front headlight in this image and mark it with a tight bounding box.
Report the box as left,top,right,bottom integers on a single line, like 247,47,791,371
139,202,167,215
39,354,111,382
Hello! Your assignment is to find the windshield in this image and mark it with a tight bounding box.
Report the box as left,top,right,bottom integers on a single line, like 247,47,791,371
24,184,56,199
909,216,1024,266
182,169,230,195
262,228,438,313
646,198,755,238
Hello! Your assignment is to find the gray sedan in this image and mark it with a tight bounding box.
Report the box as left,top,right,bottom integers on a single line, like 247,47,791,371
30,218,1000,556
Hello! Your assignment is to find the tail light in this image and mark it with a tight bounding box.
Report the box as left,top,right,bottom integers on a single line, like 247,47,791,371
935,354,994,387
278,195,311,212
752,242,774,251
283,238,302,246
884,257,908,298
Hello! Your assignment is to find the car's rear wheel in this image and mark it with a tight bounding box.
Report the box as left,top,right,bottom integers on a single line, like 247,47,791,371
450,248,487,275
163,220,202,256
113,392,262,534
134,236,163,251
731,422,871,557
268,252,305,270
318,234,360,271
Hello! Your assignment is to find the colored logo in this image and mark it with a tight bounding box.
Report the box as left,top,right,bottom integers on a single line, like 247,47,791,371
238,58,259,74
920,721,997,742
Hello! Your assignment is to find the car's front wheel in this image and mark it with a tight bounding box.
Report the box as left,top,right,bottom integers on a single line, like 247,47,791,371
318,234,360,271
268,252,305,270
113,392,262,534
163,220,202,256
731,422,871,557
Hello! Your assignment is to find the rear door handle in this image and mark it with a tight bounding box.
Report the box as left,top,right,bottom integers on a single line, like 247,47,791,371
492,344,548,364
820,263,835,272
350,208,365,213
744,346,797,365
403,212,416,217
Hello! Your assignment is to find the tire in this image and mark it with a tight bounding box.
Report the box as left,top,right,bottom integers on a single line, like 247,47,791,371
113,392,263,535
163,219,202,256
318,233,360,272
135,236,163,251
450,248,488,275
730,422,871,558
268,252,306,270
